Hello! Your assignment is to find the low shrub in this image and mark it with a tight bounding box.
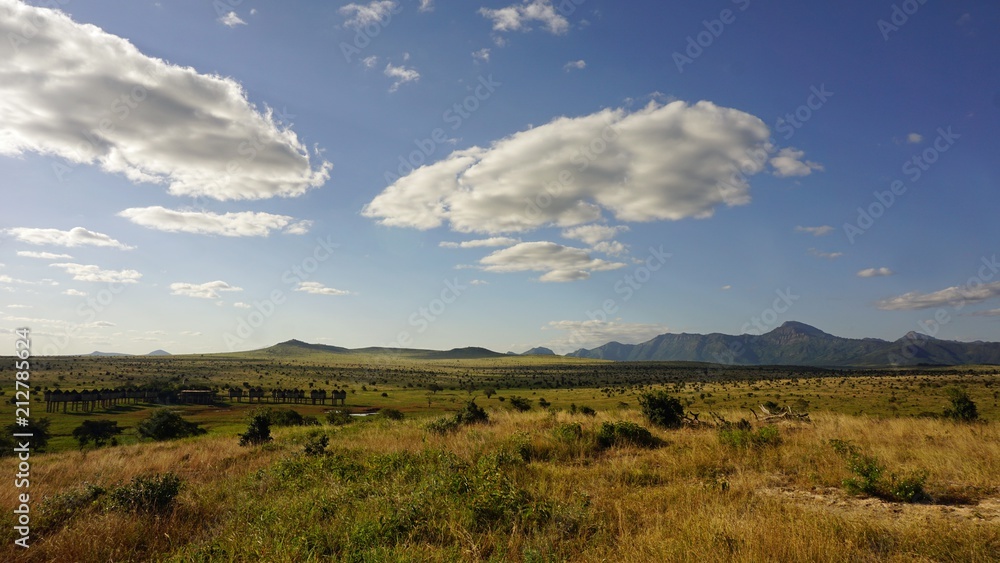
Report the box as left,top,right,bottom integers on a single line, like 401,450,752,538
106,473,182,513
638,391,685,429
718,421,781,449
508,396,533,412
239,414,272,446
596,421,660,449
379,408,405,421
137,409,206,441
326,409,354,426
943,387,979,422
303,431,329,456
830,439,929,503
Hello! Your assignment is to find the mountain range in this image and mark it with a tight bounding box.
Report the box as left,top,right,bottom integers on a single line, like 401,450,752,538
566,321,1000,367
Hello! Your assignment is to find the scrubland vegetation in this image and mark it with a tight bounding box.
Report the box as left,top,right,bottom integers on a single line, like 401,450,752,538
1,355,998,561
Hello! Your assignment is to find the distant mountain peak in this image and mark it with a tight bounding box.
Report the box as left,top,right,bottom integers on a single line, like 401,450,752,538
771,321,828,336
521,346,555,356
146,349,171,356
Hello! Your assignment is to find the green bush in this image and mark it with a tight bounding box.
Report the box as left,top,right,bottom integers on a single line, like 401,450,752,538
578,405,597,417
106,473,182,513
425,416,460,435
303,431,329,456
379,408,405,421
239,414,272,447
3,418,51,453
943,387,979,422
596,421,660,449
38,483,106,530
268,408,305,427
718,422,781,449
508,396,532,412
72,420,123,448
638,391,685,429
551,422,583,443
137,409,206,441
326,409,354,426
455,400,489,425
830,439,929,503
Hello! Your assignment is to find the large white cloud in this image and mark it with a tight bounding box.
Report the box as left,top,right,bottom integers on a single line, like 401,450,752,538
118,207,311,237
7,227,133,249
0,0,330,200
479,241,624,282
363,101,817,235
51,263,142,284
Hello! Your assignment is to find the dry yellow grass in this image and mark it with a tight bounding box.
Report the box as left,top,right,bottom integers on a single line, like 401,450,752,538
1,409,998,562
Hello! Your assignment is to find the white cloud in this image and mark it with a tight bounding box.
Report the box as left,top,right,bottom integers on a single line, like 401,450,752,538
968,308,1000,317
63,289,88,296
770,147,824,177
0,1,331,200
480,0,570,35
472,48,491,63
294,281,351,296
51,263,142,284
6,304,31,309
340,1,398,28
362,55,379,68
794,225,833,237
170,280,243,299
857,267,894,278
180,330,203,336
218,11,246,27
469,279,489,286
808,248,843,259
721,285,732,290
563,59,586,71
418,0,434,12
543,319,668,352
17,251,74,260
592,240,627,256
7,227,133,249
561,224,628,245
877,281,1000,311
364,101,809,234
384,63,420,92
479,241,624,282
118,207,312,237
233,302,252,309
907,133,923,144
439,237,520,249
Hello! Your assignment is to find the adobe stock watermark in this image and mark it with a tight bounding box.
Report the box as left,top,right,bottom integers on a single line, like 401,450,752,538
888,254,999,366
710,287,799,367
223,235,340,350
842,126,959,244
6,0,71,52
717,84,833,201
878,0,929,42
562,245,672,350
383,75,501,186
339,2,404,64
672,0,751,73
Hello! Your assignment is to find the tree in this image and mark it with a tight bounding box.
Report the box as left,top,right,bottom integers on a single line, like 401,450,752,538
239,414,272,446
137,409,206,441
944,387,979,422
638,390,685,429
508,396,532,412
2,418,51,454
73,420,123,448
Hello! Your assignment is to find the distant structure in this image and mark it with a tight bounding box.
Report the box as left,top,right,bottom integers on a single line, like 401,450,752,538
178,390,216,405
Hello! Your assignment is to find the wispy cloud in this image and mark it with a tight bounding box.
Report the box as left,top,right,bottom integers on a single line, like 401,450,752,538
479,241,625,282
563,59,586,71
770,147,824,177
877,281,1000,311
440,237,520,249
543,319,668,352
340,1,398,29
7,227,133,249
17,251,74,260
218,11,246,27
808,248,843,259
51,263,142,284
170,281,243,299
384,62,420,92
118,207,312,237
794,225,833,237
857,267,894,278
480,0,570,36
294,282,351,296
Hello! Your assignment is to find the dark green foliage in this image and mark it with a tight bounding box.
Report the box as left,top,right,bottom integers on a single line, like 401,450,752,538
303,431,329,456
379,408,405,421
425,416,460,435
638,390,685,429
137,409,206,441
38,483,106,530
455,400,489,425
239,414,273,446
3,417,51,453
538,398,550,408
268,408,305,427
943,387,979,422
578,406,596,417
508,396,532,412
106,473,182,513
595,421,660,449
718,422,781,449
551,423,583,443
72,420,123,448
830,439,929,503
325,409,354,426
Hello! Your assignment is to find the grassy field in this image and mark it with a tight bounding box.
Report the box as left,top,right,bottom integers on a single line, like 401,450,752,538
0,353,998,561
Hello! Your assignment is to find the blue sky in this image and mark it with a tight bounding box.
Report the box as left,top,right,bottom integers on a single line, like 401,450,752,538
1,0,999,355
